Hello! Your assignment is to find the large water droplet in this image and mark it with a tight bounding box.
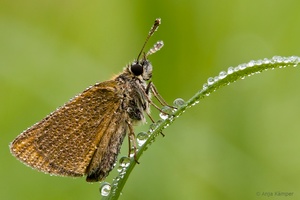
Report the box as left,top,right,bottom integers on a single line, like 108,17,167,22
119,156,130,168
137,132,149,146
159,106,172,120
100,182,111,197
173,98,185,107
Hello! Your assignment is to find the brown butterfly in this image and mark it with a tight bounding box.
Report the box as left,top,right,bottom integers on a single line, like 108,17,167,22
10,18,169,182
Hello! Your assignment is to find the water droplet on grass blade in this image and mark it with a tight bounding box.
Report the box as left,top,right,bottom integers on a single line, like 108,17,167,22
227,67,234,74
247,60,255,67
149,122,158,133
137,132,149,146
207,77,214,85
100,182,111,197
239,63,246,70
159,106,172,120
159,112,168,120
214,76,219,82
263,58,270,64
117,166,122,172
173,98,185,107
129,148,136,158
119,157,130,168
218,71,227,79
256,59,263,65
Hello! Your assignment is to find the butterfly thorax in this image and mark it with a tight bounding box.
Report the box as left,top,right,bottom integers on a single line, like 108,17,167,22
114,61,152,125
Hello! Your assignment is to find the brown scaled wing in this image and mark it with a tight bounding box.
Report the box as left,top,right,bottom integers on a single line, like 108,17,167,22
10,80,126,181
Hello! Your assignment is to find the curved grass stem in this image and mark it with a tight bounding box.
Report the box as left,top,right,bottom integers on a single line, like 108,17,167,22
102,55,300,200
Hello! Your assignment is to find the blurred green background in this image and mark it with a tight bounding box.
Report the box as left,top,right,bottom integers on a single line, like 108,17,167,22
1,0,300,200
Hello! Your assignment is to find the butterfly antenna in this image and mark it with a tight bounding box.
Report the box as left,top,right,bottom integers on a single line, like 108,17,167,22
136,18,161,62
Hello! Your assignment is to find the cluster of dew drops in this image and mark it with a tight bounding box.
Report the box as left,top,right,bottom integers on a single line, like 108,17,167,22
100,55,300,197
202,56,300,99
204,56,300,89
99,156,131,197
99,98,186,197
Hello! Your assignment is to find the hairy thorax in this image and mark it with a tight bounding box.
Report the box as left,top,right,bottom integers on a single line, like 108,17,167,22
116,71,150,125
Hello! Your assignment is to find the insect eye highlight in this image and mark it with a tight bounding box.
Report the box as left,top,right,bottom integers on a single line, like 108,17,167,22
131,64,144,76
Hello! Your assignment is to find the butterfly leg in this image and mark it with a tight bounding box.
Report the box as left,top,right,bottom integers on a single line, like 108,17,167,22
146,81,176,109
126,121,140,164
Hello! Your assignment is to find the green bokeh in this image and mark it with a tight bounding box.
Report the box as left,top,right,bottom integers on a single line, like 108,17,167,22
1,1,300,200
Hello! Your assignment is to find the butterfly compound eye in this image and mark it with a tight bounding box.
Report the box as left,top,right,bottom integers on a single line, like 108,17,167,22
131,64,144,76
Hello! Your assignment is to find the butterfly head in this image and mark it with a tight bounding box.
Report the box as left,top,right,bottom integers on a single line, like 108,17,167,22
129,40,163,81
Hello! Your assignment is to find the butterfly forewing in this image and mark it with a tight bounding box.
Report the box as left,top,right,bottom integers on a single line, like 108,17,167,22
10,80,122,177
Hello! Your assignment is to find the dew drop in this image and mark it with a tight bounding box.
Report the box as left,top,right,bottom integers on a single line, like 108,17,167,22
247,60,255,67
272,56,283,63
239,63,246,70
218,71,227,79
289,56,300,64
100,182,111,197
149,123,157,133
283,57,290,63
227,67,234,74
263,58,270,64
207,77,214,85
289,56,297,62
257,59,263,66
214,76,220,82
117,166,122,172
159,112,168,120
159,106,172,120
173,98,185,107
119,156,130,168
156,119,164,125
202,83,208,90
137,132,149,146
129,148,136,158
